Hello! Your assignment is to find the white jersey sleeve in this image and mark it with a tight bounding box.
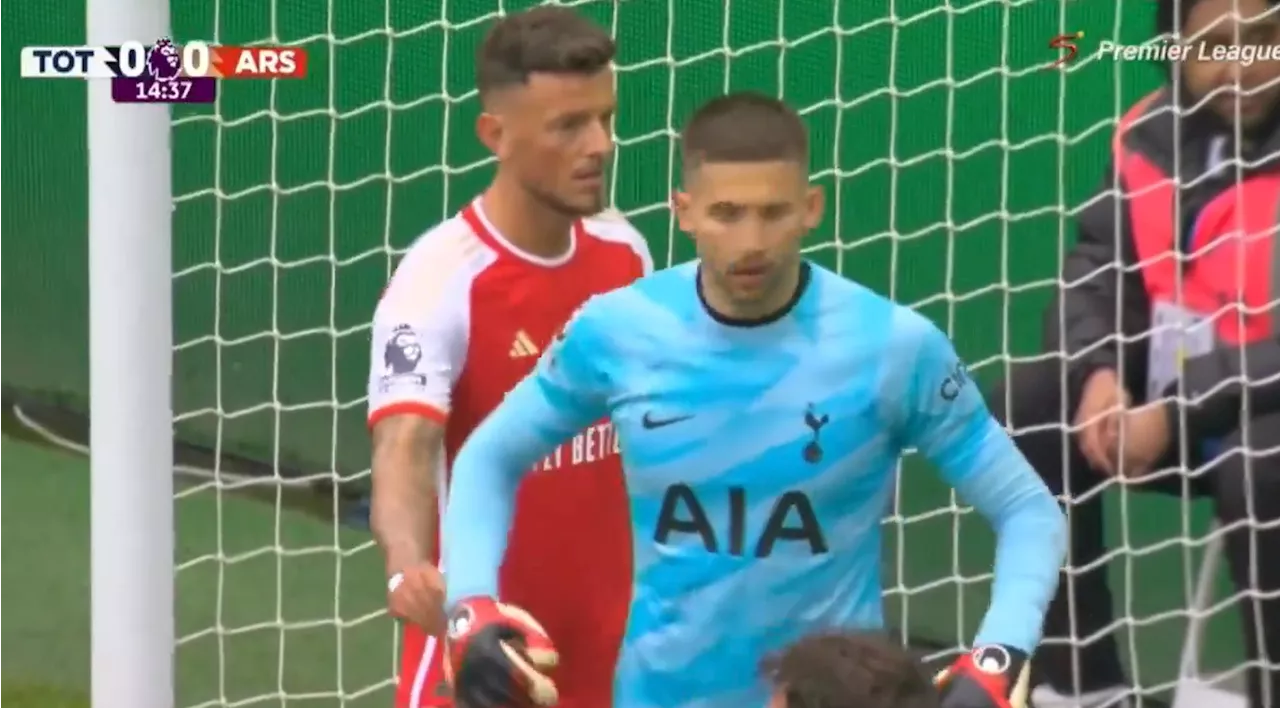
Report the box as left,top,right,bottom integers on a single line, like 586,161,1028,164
367,219,494,427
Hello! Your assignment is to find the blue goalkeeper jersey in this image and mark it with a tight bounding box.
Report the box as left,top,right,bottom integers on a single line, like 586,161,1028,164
442,261,1065,708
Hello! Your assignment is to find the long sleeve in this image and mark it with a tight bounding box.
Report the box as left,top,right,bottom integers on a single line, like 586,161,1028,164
897,314,1067,653
441,301,614,606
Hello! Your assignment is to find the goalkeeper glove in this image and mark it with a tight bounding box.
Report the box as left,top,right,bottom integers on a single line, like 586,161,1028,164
934,645,1032,708
443,596,559,708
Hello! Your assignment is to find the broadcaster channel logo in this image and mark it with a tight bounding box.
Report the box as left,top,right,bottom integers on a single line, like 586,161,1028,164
1048,30,1280,68
1098,39,1280,66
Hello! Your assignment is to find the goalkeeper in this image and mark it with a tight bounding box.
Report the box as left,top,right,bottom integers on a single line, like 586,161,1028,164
439,92,1067,708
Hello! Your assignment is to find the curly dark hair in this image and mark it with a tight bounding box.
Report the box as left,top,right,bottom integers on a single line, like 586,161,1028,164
760,632,940,708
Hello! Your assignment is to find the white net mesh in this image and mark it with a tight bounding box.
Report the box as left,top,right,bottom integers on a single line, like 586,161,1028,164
154,0,1256,705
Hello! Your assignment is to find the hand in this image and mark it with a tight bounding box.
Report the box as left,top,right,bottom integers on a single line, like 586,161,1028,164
934,645,1031,708
1074,368,1130,474
1108,402,1171,477
444,596,559,708
387,563,446,635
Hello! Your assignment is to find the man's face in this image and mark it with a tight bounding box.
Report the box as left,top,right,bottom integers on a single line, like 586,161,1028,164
492,68,616,216
1182,0,1280,128
674,160,823,310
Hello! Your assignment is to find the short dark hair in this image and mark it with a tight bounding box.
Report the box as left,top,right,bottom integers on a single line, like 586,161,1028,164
681,92,809,173
760,632,940,708
476,7,616,97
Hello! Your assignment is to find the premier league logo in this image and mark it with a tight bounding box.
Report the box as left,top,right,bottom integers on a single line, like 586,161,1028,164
378,324,428,392
146,38,182,82
384,325,422,375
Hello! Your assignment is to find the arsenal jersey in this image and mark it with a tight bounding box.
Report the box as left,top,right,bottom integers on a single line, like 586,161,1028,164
368,200,652,708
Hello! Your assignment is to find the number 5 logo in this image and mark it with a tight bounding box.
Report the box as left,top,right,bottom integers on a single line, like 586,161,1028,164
1048,31,1085,68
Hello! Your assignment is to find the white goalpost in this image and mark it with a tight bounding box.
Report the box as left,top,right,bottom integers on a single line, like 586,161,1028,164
75,1,1264,707
87,0,175,703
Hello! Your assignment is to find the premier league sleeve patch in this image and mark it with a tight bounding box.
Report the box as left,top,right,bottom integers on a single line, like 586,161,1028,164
379,323,429,392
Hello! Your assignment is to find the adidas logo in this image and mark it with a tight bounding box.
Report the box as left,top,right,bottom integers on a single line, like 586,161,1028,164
508,330,540,359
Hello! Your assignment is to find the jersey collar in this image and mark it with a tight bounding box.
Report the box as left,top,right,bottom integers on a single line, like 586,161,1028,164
696,261,812,328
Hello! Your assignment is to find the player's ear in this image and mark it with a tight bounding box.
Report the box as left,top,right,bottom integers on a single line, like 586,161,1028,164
802,184,824,231
672,190,695,233
476,111,505,158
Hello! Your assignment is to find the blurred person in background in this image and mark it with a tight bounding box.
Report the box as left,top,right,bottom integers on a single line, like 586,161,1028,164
989,0,1280,706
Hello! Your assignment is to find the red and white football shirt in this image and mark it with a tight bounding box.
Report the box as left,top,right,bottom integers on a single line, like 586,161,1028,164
367,200,652,708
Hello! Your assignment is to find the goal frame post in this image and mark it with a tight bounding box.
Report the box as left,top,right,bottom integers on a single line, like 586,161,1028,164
87,0,176,702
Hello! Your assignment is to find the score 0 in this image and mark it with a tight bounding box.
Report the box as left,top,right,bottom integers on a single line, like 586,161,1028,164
116,40,212,78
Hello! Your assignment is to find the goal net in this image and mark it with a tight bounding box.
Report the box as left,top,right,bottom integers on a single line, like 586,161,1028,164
154,0,1251,706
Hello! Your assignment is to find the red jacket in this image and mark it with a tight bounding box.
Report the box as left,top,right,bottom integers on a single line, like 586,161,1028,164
1055,87,1280,444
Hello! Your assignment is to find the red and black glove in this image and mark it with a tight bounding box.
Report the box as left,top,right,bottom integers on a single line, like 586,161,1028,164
934,645,1032,708
443,597,559,708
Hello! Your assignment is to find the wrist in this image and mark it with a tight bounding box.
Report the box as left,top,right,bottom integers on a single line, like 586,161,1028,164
387,571,405,593
382,550,426,578
450,595,494,609
385,563,443,593
375,524,434,574
969,644,1027,674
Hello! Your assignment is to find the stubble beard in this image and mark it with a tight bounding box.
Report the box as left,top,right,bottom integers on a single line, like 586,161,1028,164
524,179,602,218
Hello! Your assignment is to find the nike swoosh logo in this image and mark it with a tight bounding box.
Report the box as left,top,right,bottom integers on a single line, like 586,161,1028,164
641,412,693,430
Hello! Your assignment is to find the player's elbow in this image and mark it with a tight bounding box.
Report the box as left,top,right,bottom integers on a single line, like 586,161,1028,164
970,452,1067,557
455,384,582,484
1001,480,1067,565
454,417,539,486
371,414,443,499
1033,492,1067,563
444,421,535,523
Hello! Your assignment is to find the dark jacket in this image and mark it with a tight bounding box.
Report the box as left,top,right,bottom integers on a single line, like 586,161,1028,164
1054,87,1280,448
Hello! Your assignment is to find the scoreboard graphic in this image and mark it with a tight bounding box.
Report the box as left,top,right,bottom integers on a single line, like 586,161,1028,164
20,37,308,104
